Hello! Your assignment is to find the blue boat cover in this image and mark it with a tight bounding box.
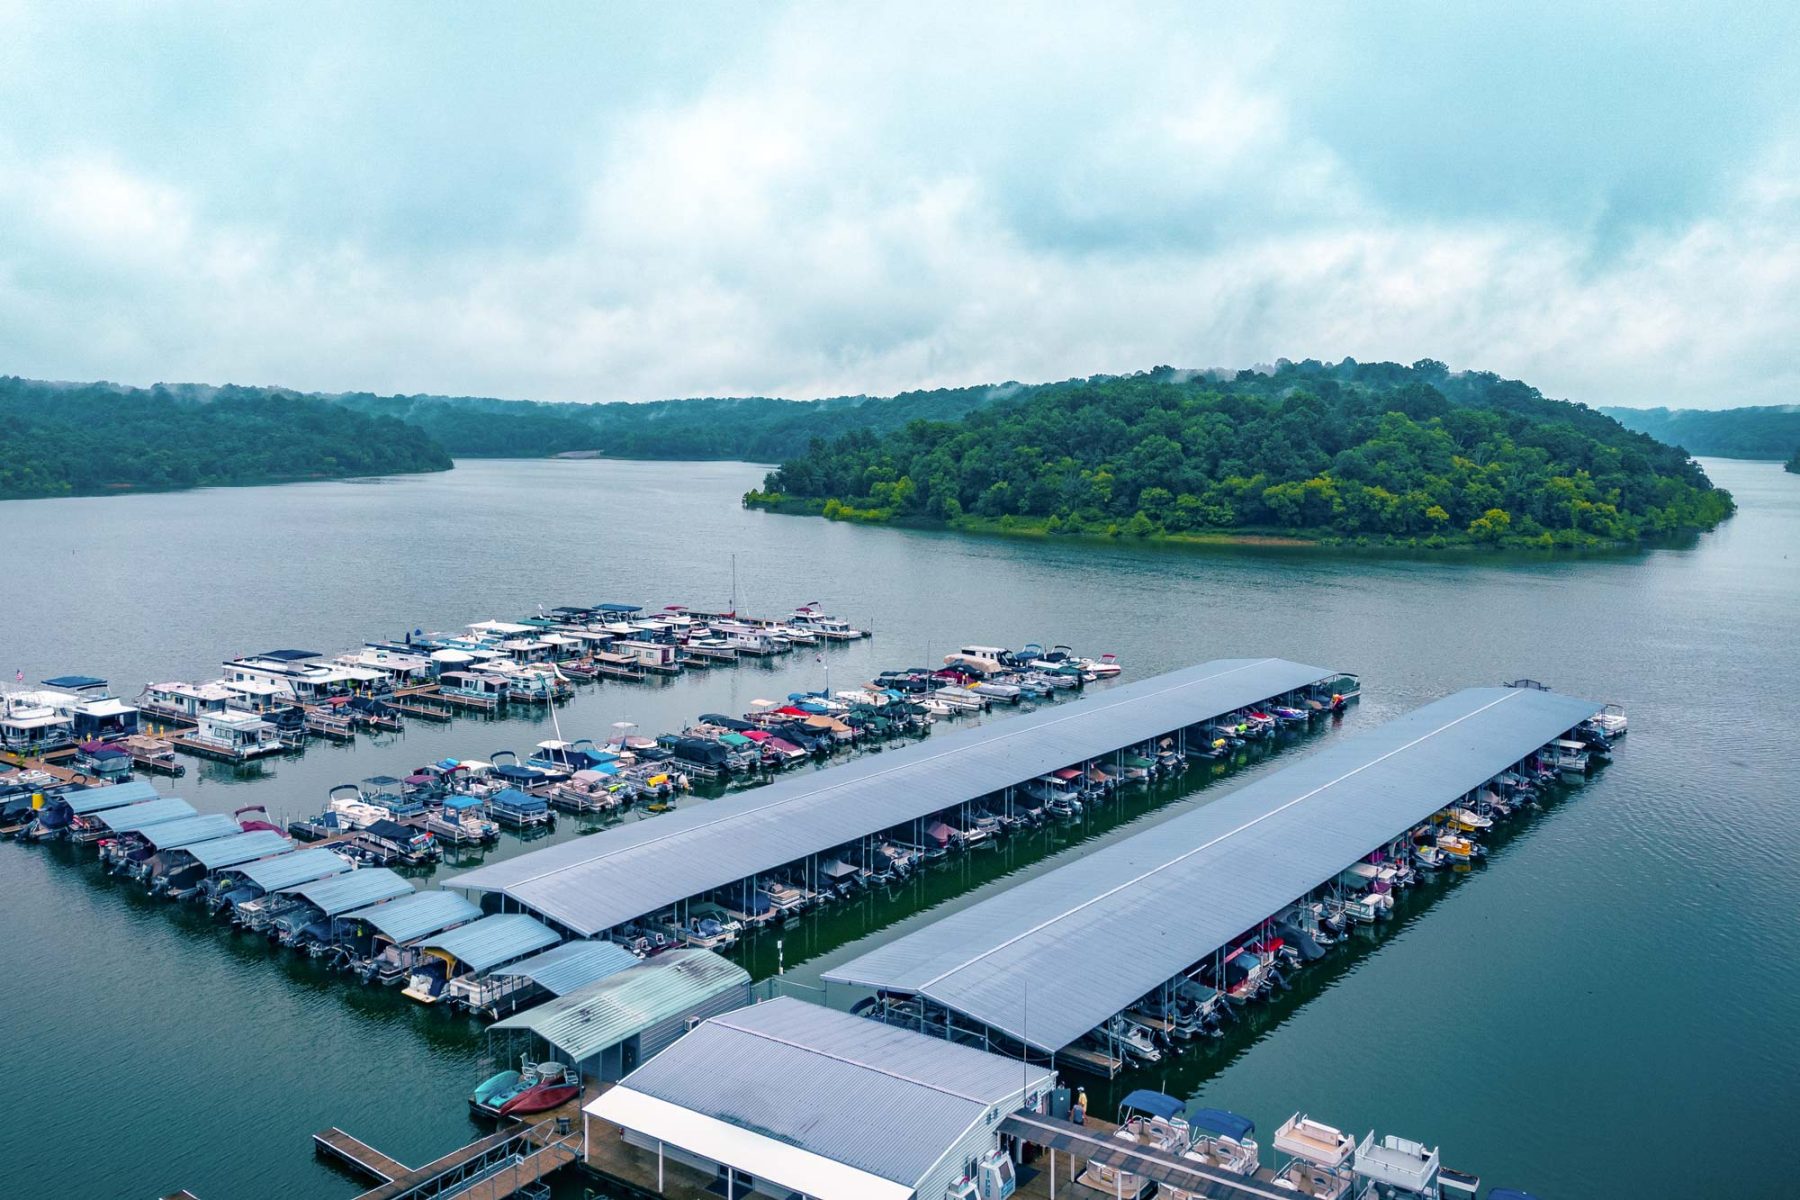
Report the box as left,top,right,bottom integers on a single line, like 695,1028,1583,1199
43,675,108,689
491,787,547,812
441,794,483,811
1189,1108,1256,1141
493,764,541,781
1119,1090,1187,1121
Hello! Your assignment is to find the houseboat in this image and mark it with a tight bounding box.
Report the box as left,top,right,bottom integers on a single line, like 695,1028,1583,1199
36,676,141,742
173,710,285,763
0,693,75,754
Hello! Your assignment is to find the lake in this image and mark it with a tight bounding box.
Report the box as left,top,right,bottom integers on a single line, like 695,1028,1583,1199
2,457,1795,1199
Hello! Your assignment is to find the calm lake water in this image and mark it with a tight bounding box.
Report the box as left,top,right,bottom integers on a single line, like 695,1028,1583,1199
2,457,1795,1199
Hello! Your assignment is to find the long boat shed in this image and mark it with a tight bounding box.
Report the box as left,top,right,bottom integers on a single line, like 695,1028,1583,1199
448,657,1348,937
825,685,1602,1058
87,796,197,834
223,847,351,895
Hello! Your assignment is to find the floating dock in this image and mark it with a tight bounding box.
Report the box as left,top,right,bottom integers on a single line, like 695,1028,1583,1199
314,1106,582,1200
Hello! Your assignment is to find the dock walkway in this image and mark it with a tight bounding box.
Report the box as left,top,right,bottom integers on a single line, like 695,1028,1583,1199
315,1090,586,1200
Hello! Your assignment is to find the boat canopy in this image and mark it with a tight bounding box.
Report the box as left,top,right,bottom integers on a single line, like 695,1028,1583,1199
278,867,413,917
820,859,859,879
1119,1090,1187,1122
233,847,352,891
1190,1107,1256,1142
42,674,108,689
441,794,484,811
186,830,293,870
420,913,559,973
60,780,159,815
487,939,640,996
131,813,240,850
96,797,199,833
338,889,481,945
493,764,543,783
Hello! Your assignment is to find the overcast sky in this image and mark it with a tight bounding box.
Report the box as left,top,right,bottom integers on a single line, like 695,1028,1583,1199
2,2,1795,409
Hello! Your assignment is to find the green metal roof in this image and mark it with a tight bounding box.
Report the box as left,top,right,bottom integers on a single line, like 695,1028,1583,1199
489,948,749,1062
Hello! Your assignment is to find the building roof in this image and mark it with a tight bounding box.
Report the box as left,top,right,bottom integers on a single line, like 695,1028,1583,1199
336,889,481,944
95,797,198,832
183,829,293,869
418,913,559,973
487,939,643,996
449,658,1338,936
277,867,413,916
587,996,1052,1197
61,780,160,815
133,813,241,850
493,948,750,1062
231,847,352,891
826,686,1601,1052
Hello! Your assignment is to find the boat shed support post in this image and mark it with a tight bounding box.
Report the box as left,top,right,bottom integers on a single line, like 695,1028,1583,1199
1049,1149,1055,1198
658,1139,664,1192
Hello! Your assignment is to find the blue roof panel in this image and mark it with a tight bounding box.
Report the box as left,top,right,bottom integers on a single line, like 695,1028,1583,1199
96,797,198,832
337,890,481,944
186,830,294,870
278,867,413,917
62,780,160,815
419,913,559,973
233,848,352,891
489,939,641,996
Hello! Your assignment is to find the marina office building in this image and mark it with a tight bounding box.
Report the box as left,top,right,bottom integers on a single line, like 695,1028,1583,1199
823,685,1602,1063
446,657,1350,938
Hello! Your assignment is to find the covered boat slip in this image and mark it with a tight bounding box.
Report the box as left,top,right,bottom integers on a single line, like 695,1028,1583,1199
226,846,351,893
277,866,414,917
54,779,159,815
448,658,1342,936
118,812,240,852
491,948,751,1082
180,829,293,871
83,796,197,834
825,685,1601,1055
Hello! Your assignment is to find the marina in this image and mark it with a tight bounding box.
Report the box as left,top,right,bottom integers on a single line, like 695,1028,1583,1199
0,456,1790,1200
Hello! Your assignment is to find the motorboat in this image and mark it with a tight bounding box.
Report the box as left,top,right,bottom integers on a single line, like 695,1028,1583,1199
1098,1014,1162,1063
1435,833,1484,863
1170,1108,1260,1186
498,1063,581,1116
1081,1090,1190,1198
1272,1113,1356,1198
1447,806,1493,831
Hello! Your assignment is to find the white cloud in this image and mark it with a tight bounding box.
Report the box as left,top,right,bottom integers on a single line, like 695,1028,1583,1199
0,4,1794,410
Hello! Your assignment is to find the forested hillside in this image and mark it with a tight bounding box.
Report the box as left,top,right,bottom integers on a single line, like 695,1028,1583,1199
0,379,451,499
1600,405,1800,459
746,360,1736,549
335,384,1034,461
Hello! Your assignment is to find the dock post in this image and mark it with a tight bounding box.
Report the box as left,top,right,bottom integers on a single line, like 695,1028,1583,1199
658,1139,664,1192
1049,1148,1055,1197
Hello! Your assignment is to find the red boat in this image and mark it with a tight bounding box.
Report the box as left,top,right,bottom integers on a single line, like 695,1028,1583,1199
498,1081,580,1117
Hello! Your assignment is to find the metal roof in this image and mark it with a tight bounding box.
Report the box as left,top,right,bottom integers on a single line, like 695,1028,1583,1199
827,686,1601,1052
336,889,481,944
95,797,198,832
491,948,750,1062
449,658,1338,935
277,867,413,917
133,813,241,850
231,848,352,891
417,913,560,973
488,939,643,996
41,674,108,689
61,780,160,815
595,996,1052,1189
183,830,293,869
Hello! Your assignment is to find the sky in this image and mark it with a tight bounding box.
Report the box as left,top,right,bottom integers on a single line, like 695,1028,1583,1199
1,2,1796,410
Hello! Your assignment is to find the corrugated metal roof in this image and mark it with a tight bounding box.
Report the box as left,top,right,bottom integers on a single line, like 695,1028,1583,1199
96,797,198,833
336,890,481,944
605,996,1053,1189
827,686,1600,1052
277,867,413,917
418,913,559,973
488,939,642,996
135,813,241,850
491,948,750,1061
231,847,351,891
449,658,1338,935
185,829,293,869
62,780,160,814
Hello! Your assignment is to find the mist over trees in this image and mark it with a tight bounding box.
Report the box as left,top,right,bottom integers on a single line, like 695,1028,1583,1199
1602,405,1800,460
0,378,451,499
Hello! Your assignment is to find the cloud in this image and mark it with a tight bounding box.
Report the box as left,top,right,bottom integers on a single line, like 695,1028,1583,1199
0,2,1794,409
